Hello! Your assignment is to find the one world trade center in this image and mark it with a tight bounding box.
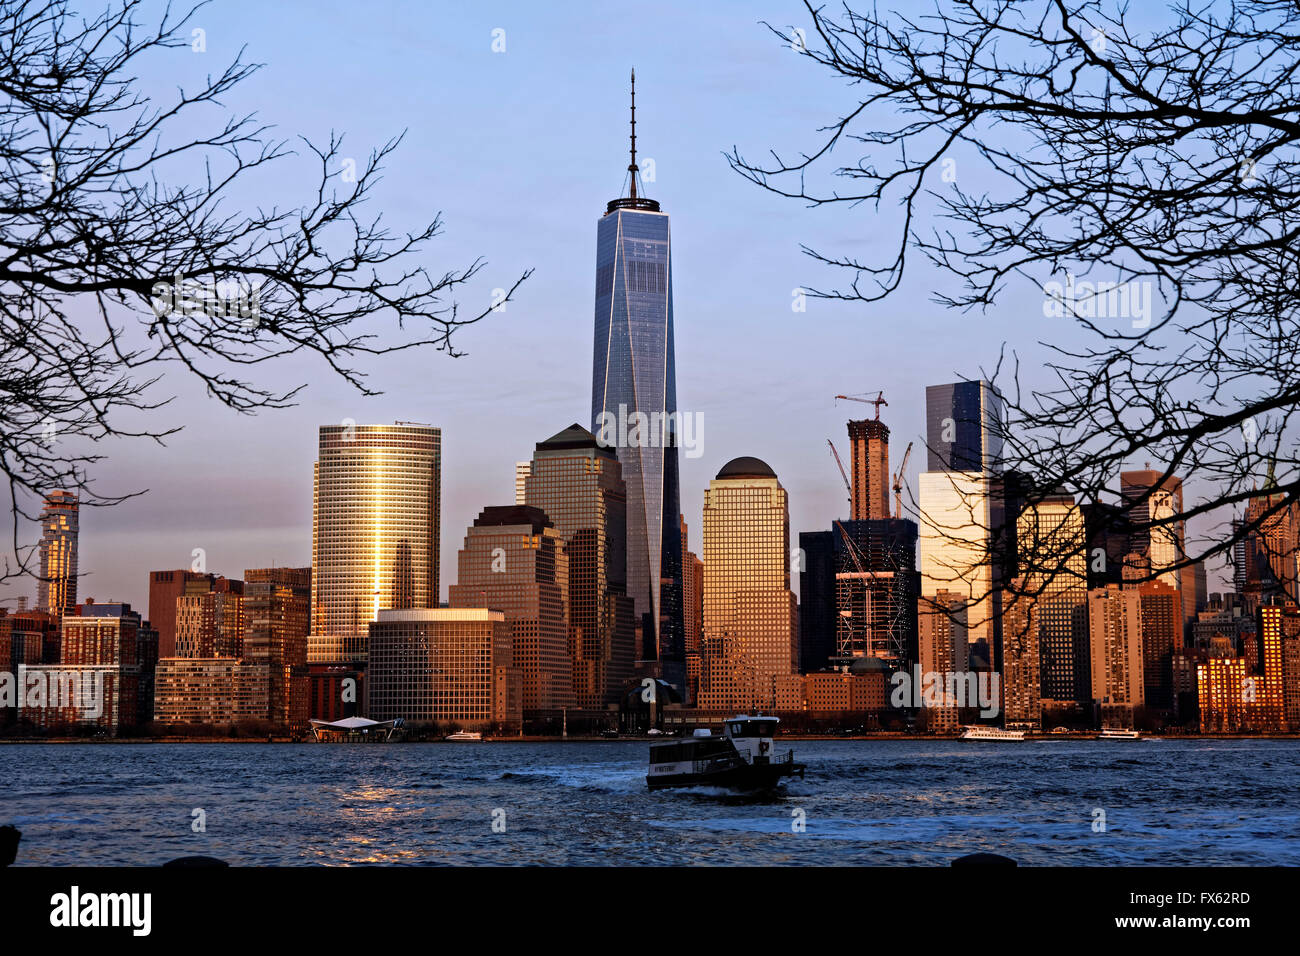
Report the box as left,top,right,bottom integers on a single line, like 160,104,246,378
590,71,685,692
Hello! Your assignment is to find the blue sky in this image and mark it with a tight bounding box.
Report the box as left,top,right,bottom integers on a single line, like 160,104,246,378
3,0,1227,609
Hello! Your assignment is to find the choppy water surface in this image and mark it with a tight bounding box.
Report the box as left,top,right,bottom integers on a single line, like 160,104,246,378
5,739,1298,865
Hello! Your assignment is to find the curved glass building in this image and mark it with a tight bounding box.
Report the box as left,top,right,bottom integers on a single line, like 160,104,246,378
310,423,440,664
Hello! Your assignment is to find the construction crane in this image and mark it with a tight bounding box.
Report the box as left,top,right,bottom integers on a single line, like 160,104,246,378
835,391,888,420
891,441,913,519
827,439,852,511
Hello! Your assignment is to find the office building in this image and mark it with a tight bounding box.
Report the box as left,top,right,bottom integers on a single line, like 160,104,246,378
589,75,684,687
311,422,441,663
523,424,636,706
1120,468,1190,625
698,457,797,711
449,505,572,713
243,567,311,733
366,608,521,731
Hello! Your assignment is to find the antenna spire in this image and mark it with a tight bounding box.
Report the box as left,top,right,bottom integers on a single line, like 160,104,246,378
628,68,638,200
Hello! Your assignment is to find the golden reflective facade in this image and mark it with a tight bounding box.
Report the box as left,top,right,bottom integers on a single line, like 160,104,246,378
699,457,797,711
37,490,78,616
311,424,440,663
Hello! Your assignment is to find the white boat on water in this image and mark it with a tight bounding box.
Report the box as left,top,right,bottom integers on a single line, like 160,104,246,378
445,730,483,741
960,726,1026,741
1097,728,1141,740
646,716,805,790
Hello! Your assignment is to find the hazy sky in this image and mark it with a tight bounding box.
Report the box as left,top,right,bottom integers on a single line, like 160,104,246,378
2,0,1230,611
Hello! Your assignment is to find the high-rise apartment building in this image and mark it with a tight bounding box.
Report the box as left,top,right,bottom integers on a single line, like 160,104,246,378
1001,580,1041,731
1087,585,1145,726
174,581,244,658
698,457,797,711
523,424,636,707
449,505,572,713
917,589,970,731
243,567,311,732
589,75,684,687
148,569,233,658
311,423,440,663
37,490,78,616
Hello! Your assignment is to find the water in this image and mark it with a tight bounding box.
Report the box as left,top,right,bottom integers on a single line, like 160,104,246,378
4,739,1298,865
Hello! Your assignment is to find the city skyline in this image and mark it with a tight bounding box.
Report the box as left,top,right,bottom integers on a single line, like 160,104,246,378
1,0,1238,615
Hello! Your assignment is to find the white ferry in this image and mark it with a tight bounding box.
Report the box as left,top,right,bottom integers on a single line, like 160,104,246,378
445,730,483,741
960,726,1026,741
1097,728,1141,740
646,716,805,790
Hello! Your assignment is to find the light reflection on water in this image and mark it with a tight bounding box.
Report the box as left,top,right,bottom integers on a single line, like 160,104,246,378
4,739,1298,865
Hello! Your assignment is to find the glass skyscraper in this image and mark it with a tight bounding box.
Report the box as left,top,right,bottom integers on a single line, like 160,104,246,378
589,79,684,689
919,380,1005,664
310,423,440,664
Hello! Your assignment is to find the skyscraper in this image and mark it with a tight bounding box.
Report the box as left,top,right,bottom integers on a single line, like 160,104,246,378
1120,468,1192,627
698,457,797,711
311,423,441,664
918,380,1005,664
243,567,311,732
523,424,636,706
1016,493,1088,707
925,381,1004,473
149,569,221,659
1088,585,1145,726
37,490,78,616
589,72,684,689
917,588,970,732
449,505,572,713
1001,578,1040,731
848,419,890,521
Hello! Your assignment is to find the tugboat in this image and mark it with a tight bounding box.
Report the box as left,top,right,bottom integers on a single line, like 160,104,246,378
646,715,805,791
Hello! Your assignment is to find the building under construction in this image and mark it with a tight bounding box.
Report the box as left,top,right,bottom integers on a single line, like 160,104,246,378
801,393,921,672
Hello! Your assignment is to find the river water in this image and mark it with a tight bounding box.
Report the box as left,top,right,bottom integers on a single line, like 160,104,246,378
5,738,1297,865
